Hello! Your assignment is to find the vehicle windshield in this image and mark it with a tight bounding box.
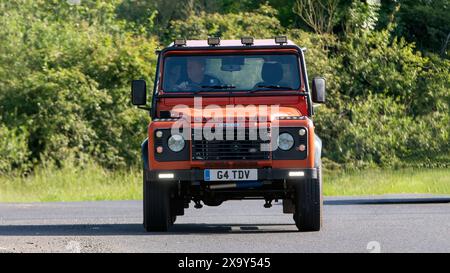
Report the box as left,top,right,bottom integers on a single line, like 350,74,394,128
162,54,301,92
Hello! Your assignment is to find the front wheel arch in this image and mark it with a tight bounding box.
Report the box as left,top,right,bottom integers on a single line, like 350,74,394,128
314,134,322,168
141,138,149,170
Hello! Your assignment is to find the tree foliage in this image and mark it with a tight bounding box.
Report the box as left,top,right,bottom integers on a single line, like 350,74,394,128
0,0,448,173
293,0,339,34
167,4,283,42
0,0,156,170
394,0,450,57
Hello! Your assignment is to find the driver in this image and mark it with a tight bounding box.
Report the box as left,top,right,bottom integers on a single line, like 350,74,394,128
176,58,221,90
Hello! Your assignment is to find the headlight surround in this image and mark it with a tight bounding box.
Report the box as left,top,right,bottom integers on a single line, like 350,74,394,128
277,132,294,151
167,134,185,152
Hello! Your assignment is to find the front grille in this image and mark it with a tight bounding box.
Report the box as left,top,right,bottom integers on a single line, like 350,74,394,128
192,127,271,160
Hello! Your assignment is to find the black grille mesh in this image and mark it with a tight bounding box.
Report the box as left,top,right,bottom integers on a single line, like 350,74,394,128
191,128,271,160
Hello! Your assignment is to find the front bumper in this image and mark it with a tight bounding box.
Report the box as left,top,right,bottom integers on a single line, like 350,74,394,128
146,168,318,182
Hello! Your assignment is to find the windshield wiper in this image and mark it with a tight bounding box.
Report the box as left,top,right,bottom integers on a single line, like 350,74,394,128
191,85,236,94
200,84,236,90
249,85,294,93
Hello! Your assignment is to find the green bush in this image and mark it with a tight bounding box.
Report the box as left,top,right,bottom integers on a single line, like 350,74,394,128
0,1,156,169
311,27,449,169
316,94,449,169
337,29,425,102
394,0,450,56
0,125,30,174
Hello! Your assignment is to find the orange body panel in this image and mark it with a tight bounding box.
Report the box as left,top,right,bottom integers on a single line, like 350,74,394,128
148,46,315,172
148,119,315,170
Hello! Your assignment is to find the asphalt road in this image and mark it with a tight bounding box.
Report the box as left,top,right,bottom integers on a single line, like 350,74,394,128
0,195,449,253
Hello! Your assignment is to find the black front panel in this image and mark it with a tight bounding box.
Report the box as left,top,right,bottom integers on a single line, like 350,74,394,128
272,127,308,160
192,128,271,161
154,129,190,161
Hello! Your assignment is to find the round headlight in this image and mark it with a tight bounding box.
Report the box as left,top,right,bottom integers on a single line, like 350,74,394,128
168,134,185,152
277,133,294,151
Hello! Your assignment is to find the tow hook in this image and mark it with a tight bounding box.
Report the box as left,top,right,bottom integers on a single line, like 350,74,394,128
194,200,203,209
264,199,272,208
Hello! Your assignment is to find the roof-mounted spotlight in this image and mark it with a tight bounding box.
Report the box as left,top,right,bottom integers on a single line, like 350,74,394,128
207,37,220,46
174,38,186,47
241,37,254,46
275,36,288,45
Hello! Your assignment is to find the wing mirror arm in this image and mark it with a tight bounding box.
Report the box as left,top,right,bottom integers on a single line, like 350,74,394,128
137,106,152,111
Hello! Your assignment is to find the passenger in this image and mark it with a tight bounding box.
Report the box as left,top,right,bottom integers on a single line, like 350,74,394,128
254,62,284,88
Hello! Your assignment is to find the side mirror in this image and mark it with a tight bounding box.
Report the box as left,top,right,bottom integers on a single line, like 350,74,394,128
311,77,326,103
131,80,147,106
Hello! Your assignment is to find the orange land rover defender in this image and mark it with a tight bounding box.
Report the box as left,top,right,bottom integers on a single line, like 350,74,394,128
131,37,326,232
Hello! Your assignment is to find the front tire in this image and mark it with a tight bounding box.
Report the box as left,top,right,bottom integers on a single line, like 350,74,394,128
293,166,323,231
143,173,173,232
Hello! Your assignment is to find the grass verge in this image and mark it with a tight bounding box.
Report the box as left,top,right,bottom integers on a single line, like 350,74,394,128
323,168,450,196
0,165,449,202
0,164,141,202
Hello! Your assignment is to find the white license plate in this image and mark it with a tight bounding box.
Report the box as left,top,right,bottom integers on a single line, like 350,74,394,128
204,169,257,181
